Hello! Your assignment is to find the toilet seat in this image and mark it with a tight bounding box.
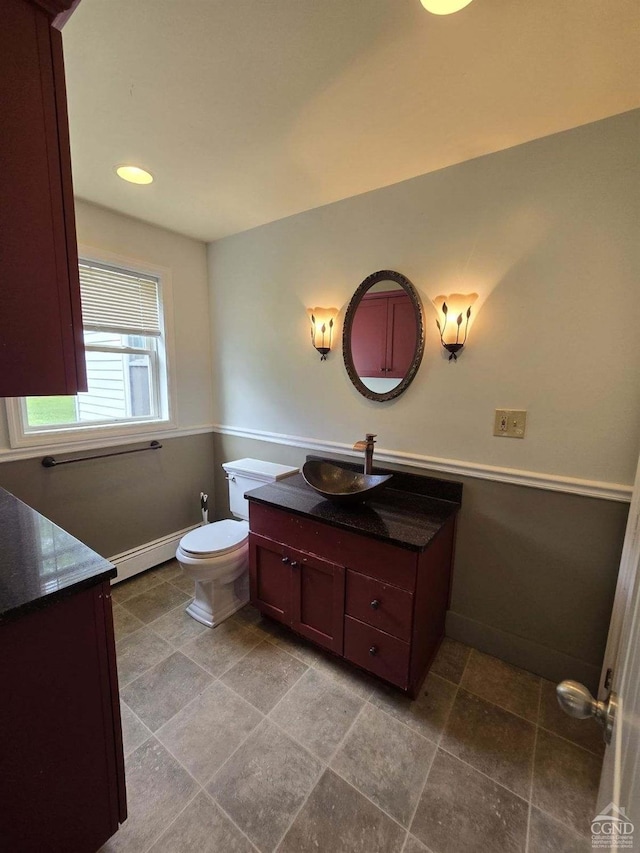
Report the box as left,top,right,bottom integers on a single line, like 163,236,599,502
179,519,248,559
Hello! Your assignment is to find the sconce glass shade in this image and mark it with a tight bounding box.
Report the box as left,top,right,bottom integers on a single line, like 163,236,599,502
420,0,474,14
308,307,338,361
433,293,478,360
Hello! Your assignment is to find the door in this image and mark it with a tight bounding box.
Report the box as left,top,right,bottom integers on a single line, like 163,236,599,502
557,454,640,840
291,550,345,654
249,533,292,625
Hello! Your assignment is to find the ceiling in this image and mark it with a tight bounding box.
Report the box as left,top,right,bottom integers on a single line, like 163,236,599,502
63,0,640,243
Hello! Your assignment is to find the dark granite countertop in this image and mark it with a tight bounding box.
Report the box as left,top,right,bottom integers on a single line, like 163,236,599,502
246,459,462,552
0,487,115,624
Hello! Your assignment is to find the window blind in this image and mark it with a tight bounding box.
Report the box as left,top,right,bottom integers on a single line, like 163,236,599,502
79,261,161,336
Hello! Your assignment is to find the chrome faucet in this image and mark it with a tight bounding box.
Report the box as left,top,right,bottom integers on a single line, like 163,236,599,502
353,433,376,475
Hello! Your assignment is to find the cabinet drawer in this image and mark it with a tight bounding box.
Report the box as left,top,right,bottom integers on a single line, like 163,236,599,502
345,572,413,642
344,616,410,690
250,503,417,591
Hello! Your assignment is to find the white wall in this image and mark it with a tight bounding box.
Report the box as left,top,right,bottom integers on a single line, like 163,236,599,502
208,111,640,487
0,200,213,450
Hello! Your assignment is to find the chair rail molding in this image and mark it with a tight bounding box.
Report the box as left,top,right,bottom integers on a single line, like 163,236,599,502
212,423,632,503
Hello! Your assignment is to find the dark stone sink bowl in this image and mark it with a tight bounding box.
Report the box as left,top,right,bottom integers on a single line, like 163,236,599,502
301,460,393,504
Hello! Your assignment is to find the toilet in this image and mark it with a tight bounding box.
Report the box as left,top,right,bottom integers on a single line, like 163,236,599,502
176,458,298,628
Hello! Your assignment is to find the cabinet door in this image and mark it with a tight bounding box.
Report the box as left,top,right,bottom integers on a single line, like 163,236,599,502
0,583,125,851
249,532,292,625
386,293,417,378
0,0,86,396
291,551,345,654
350,296,388,378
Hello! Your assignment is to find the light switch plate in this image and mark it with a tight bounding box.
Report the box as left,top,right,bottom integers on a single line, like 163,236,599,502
494,409,527,438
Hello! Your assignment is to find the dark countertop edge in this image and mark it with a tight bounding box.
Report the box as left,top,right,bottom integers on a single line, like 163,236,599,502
0,564,117,626
247,488,459,552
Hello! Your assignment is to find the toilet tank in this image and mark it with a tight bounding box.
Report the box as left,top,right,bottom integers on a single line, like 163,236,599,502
222,458,299,520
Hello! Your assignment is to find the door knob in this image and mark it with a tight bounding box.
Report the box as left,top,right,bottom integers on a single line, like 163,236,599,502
290,561,298,568
556,680,618,744
281,556,289,564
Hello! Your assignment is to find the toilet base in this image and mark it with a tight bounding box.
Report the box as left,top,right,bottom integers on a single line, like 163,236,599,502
186,571,249,628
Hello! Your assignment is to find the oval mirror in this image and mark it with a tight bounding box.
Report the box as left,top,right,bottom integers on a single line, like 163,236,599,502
343,270,425,401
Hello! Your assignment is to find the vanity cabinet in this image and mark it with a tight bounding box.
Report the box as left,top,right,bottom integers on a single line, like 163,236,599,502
0,487,125,852
351,290,417,379
249,496,457,697
0,0,87,396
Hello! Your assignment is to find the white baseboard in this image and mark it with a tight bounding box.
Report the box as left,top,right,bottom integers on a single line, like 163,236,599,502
108,524,200,584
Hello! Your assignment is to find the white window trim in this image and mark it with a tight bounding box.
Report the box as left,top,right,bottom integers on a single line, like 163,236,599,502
5,245,179,451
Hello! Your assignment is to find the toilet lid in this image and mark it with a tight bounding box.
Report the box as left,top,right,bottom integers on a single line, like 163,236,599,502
180,519,249,558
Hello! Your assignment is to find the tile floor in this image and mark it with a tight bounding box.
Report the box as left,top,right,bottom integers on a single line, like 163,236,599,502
103,559,603,853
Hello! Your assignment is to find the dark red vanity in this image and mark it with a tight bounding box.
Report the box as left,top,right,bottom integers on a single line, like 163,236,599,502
0,488,126,852
248,459,462,697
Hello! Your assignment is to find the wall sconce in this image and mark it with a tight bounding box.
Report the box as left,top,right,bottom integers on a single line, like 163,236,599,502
307,307,338,361
433,293,478,361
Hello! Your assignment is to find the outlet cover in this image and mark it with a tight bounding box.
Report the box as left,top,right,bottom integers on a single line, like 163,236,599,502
494,409,527,438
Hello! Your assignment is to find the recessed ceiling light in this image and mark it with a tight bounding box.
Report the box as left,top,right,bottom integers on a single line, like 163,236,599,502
420,0,474,14
116,165,154,185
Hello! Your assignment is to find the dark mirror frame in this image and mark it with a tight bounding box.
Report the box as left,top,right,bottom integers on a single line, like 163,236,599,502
342,269,425,402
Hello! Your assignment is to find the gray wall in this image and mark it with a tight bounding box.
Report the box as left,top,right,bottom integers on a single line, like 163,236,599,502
0,433,215,558
214,432,627,691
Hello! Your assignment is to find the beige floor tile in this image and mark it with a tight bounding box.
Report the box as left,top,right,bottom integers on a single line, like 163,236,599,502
112,604,145,641
440,688,536,798
208,719,322,853
119,701,152,757
221,641,308,714
531,729,601,836
111,568,167,604
99,738,198,853
122,582,190,624
460,649,541,722
331,704,436,827
150,603,208,647
411,749,528,853
121,651,213,731
369,671,457,743
429,637,471,685
270,667,364,761
156,681,262,784
116,626,174,688
181,619,262,677
278,769,406,853
149,792,254,853
528,805,593,852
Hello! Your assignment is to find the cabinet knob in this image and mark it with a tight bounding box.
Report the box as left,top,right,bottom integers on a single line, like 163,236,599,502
370,599,380,610
281,556,290,564
369,645,378,656
290,560,299,568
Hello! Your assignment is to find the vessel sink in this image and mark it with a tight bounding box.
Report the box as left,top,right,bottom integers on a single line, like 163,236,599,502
301,460,393,504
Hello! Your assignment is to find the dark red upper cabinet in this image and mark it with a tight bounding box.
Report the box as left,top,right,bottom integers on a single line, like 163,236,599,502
0,0,86,397
351,290,417,379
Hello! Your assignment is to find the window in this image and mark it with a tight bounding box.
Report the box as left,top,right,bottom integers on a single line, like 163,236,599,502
7,254,175,448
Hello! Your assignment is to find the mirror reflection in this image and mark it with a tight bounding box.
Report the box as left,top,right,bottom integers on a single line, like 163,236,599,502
343,270,424,402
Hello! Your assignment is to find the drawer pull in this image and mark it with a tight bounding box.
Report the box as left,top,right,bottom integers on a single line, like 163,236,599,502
281,556,290,564
290,561,299,568
370,599,380,610
369,645,378,656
